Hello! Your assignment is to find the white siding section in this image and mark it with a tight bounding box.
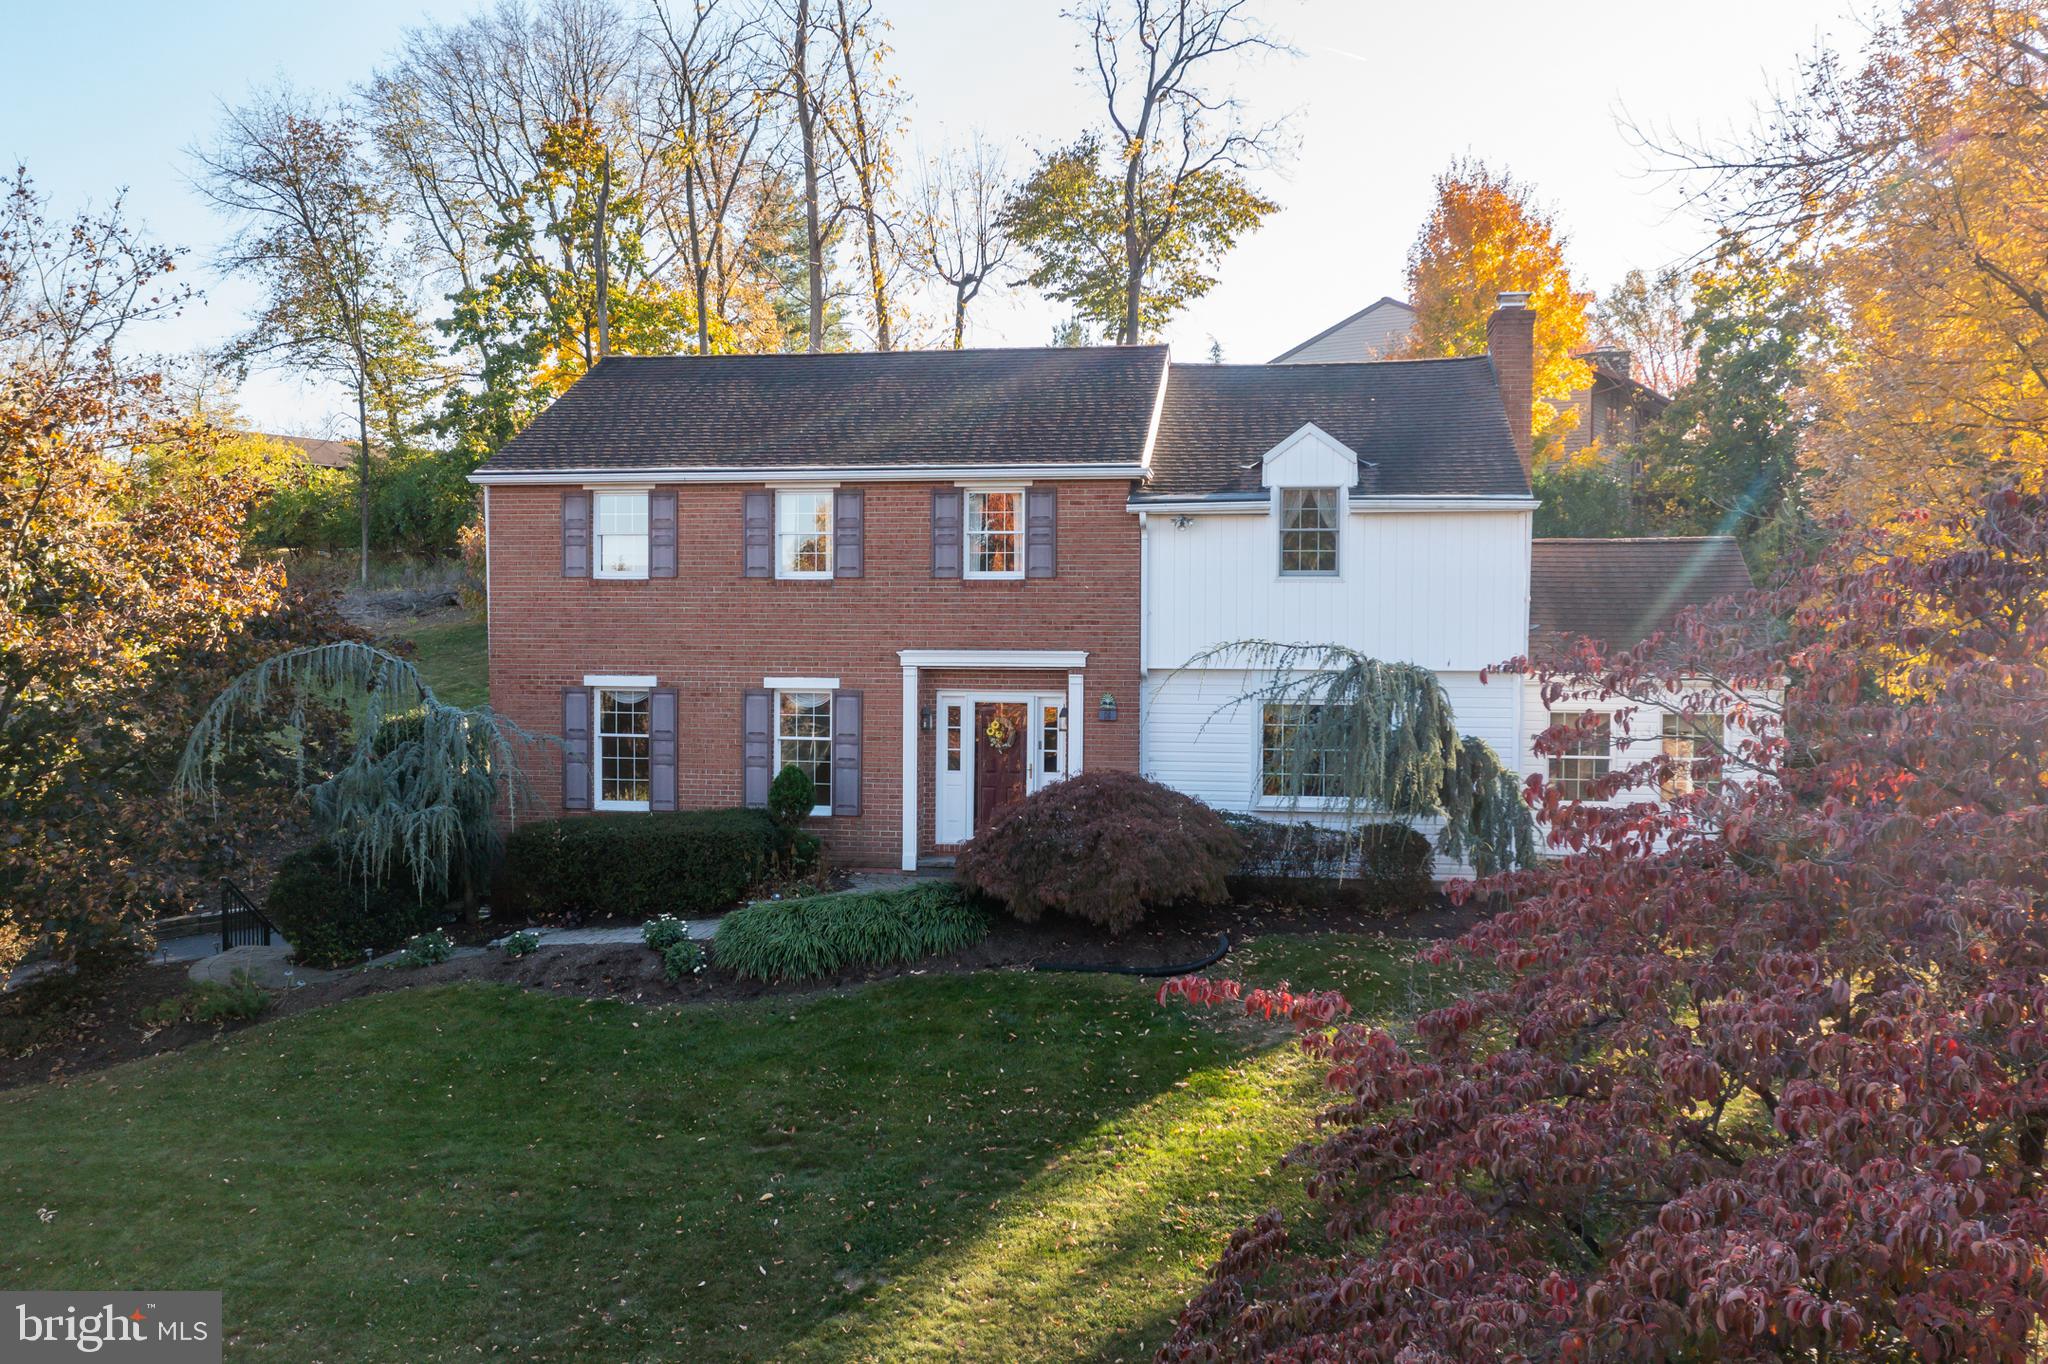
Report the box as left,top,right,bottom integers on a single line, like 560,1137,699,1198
1273,299,1418,363
1145,507,1533,673
1143,667,1525,878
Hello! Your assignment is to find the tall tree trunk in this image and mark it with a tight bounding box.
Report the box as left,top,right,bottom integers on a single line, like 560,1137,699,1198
594,149,612,360
953,287,967,349
1120,155,1145,345
793,0,825,353
354,375,372,586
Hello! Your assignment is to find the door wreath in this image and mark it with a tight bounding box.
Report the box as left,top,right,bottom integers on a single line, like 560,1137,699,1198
983,712,1018,751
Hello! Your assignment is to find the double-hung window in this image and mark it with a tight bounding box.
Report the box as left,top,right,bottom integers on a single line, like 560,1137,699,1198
776,489,833,578
595,687,652,809
1548,711,1611,800
1279,488,1339,575
594,491,650,579
1259,702,1349,800
1661,713,1725,799
965,489,1023,578
775,690,833,815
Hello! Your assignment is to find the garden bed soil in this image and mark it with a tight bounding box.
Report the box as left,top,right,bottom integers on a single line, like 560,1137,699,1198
1,893,1492,1092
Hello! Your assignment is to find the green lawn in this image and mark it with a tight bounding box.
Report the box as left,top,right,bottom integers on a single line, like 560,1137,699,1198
0,936,1431,1362
398,615,488,710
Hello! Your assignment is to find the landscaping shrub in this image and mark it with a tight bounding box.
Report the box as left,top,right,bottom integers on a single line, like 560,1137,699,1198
767,763,815,833
714,882,987,983
391,930,455,968
141,970,270,1028
1224,815,1436,913
500,930,540,958
661,939,706,982
642,915,689,951
500,809,779,920
265,843,443,969
955,771,1241,934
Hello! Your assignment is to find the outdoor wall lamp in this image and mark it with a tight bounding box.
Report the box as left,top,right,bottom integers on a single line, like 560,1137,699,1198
919,704,935,732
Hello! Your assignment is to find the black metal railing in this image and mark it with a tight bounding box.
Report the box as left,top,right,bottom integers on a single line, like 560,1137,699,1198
220,879,279,951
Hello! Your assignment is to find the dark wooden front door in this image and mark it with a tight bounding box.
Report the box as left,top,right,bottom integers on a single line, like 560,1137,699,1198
973,702,1028,833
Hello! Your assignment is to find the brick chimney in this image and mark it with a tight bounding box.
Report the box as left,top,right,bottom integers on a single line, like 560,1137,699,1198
1486,291,1535,479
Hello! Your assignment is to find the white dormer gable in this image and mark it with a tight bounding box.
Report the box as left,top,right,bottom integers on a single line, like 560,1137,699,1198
1259,422,1359,490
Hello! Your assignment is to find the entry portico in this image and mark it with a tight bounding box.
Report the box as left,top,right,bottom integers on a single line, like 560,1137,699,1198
897,648,1089,871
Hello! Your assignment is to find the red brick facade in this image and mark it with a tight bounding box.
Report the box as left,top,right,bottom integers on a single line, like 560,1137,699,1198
485,479,1142,867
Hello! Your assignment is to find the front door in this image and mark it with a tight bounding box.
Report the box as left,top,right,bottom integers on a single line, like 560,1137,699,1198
973,701,1029,833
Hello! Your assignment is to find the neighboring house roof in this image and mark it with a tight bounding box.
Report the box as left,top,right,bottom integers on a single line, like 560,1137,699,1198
258,433,366,469
1269,296,1417,364
1142,358,1531,499
471,347,1169,477
1530,536,1754,656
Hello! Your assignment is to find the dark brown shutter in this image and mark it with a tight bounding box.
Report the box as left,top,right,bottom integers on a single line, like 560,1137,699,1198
561,687,592,810
649,489,678,578
834,488,864,578
561,491,591,578
831,689,861,816
1026,486,1058,579
649,688,678,811
931,488,962,578
742,490,772,578
741,688,773,807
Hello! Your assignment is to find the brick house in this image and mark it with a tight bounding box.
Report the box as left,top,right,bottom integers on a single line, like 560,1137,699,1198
476,297,1754,875
472,346,1162,870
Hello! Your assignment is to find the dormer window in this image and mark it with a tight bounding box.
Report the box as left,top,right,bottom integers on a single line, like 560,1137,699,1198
1279,488,1338,575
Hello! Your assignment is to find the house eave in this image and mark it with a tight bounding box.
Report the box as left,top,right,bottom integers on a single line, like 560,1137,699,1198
1125,493,1541,515
469,462,1148,487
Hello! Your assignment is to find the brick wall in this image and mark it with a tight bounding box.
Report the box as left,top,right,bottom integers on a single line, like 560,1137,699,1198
486,479,1142,867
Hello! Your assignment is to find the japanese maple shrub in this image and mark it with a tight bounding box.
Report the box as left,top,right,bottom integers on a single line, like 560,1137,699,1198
1157,487,2048,1361
956,771,1241,935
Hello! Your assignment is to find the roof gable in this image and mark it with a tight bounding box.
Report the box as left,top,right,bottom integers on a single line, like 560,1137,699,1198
1260,422,1359,487
1270,297,1417,364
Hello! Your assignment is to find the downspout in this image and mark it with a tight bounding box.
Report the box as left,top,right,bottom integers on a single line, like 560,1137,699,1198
1137,510,1150,779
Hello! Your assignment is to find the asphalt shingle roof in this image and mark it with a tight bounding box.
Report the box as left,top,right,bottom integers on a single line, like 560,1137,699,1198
473,346,1169,475
1531,536,1755,654
1142,357,1530,498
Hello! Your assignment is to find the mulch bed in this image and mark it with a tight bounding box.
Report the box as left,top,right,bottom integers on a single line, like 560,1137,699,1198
0,894,1495,1093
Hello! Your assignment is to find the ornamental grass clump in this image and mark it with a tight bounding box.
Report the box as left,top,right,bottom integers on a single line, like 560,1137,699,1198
954,771,1241,935
714,883,987,983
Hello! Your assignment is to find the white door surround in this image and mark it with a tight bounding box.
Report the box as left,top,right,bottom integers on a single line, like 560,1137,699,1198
896,649,1089,870
933,690,1070,847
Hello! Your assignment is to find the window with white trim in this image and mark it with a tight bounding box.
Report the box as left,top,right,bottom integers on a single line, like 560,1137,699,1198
1259,702,1350,799
1041,704,1062,776
1548,711,1611,800
945,703,963,771
775,489,833,578
596,687,652,808
1661,713,1725,798
594,491,650,579
1278,488,1339,575
965,489,1023,578
775,690,833,815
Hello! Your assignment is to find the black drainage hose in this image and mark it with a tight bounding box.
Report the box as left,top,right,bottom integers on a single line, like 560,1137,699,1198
1030,932,1229,977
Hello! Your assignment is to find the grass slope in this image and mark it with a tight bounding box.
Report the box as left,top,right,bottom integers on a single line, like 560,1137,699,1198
400,615,488,710
0,936,1429,1362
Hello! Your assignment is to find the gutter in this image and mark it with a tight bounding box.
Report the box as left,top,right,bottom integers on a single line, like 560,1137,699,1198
470,462,1148,486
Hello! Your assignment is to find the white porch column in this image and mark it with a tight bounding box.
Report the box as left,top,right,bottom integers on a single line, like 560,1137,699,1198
900,663,920,870
1067,671,1086,775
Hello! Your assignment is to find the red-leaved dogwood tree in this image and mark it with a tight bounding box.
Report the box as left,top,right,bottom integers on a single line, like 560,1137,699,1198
1158,487,2048,1362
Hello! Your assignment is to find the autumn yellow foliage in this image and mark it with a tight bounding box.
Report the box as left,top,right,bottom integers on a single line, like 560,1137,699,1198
1401,159,1593,466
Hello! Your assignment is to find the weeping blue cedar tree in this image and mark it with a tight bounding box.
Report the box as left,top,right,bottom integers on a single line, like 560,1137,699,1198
1188,641,1537,876
175,641,542,904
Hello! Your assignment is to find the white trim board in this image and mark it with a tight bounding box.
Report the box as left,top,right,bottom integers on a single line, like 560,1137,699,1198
764,675,840,690
584,673,657,688
1125,494,1540,515
471,463,1145,486
896,648,1089,670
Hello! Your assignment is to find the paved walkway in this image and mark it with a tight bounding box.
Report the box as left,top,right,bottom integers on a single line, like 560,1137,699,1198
190,944,342,989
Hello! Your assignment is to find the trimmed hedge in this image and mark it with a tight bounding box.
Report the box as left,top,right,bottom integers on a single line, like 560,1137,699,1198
501,809,779,920
266,844,443,969
1223,814,1437,913
713,882,988,983
955,771,1241,934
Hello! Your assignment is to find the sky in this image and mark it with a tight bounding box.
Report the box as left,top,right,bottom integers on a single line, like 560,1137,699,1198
1,0,1869,436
